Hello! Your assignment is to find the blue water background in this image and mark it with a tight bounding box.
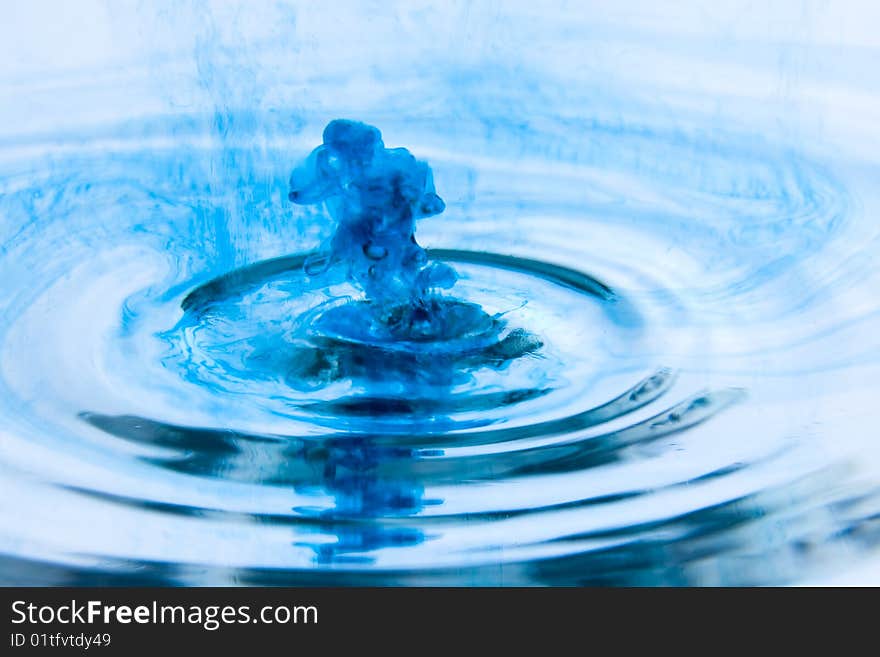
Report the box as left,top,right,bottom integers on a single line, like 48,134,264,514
0,1,879,584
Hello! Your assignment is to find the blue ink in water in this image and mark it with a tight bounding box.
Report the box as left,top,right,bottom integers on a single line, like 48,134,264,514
266,119,543,402
169,120,549,429
288,119,480,343
290,120,451,304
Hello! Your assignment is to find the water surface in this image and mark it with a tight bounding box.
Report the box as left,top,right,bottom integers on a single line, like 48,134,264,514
0,1,879,585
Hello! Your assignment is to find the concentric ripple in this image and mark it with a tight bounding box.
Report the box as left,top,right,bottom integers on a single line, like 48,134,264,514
1,105,879,585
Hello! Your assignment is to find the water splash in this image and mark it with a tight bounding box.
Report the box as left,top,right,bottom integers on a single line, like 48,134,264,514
290,119,452,309
1,3,880,585
171,120,549,423
286,119,508,359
